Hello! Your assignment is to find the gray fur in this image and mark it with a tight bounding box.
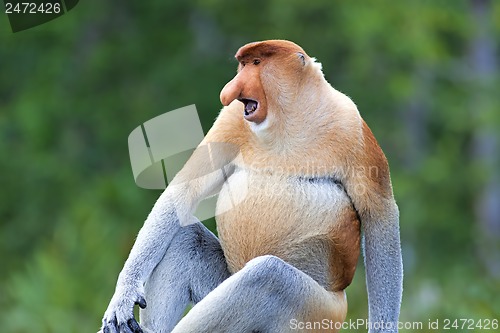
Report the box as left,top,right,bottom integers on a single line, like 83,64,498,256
99,155,228,333
171,255,319,333
140,223,230,333
362,201,403,333
99,184,403,333
99,189,403,333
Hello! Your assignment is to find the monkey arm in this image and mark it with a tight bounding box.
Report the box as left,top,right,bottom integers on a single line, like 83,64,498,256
362,200,403,333
342,121,403,333
100,140,236,333
341,187,402,333
117,143,234,286
346,188,403,333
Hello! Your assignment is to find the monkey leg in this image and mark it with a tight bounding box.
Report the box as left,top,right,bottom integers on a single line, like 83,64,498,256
139,222,230,333
170,255,347,333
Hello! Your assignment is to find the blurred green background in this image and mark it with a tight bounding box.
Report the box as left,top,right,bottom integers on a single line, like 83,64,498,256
1,0,499,332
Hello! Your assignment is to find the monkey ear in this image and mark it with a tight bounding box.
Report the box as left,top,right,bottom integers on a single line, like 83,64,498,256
297,52,306,66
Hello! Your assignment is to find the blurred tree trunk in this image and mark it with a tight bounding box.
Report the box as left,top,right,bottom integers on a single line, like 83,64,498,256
402,66,431,170
469,0,500,278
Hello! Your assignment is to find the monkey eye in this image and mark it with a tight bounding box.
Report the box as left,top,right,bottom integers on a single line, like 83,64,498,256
253,59,261,65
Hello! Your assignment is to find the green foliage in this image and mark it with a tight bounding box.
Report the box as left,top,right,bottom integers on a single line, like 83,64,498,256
0,1,498,332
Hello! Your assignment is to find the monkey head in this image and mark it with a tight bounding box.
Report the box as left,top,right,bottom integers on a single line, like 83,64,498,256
220,40,313,126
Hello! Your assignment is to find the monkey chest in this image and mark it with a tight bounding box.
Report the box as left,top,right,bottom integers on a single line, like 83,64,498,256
215,168,360,288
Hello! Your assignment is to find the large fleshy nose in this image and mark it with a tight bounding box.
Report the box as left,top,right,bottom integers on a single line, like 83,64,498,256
220,76,242,106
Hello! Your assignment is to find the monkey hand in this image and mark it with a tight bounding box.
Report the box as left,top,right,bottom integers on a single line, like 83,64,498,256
100,284,147,333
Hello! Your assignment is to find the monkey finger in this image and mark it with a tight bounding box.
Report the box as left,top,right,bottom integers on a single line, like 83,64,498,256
135,296,147,309
127,318,143,333
118,321,134,333
103,317,119,333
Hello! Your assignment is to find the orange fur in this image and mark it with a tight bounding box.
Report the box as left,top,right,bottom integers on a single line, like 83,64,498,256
199,40,393,329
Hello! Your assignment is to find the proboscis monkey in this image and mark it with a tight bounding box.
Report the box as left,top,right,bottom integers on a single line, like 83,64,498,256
100,40,403,333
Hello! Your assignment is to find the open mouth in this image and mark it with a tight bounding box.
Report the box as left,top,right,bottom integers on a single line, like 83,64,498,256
239,98,259,118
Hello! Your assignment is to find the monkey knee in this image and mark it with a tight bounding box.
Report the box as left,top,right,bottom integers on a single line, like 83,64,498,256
244,255,286,276
246,254,281,265
241,255,300,295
